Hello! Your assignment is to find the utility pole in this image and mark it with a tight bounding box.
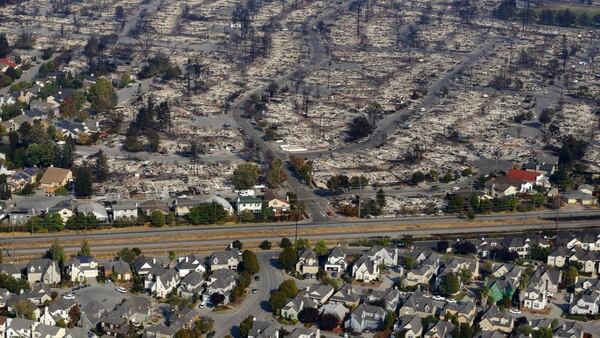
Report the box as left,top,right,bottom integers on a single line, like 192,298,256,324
357,183,362,219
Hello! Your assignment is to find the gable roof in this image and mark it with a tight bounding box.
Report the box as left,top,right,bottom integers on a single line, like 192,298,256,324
39,167,71,185
506,169,540,182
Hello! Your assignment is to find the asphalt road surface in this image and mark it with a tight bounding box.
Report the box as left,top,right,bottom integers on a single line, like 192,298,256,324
200,252,285,337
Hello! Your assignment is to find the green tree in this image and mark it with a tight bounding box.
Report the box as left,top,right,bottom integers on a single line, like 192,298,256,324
412,171,425,184
562,266,578,286
95,150,109,182
117,247,138,263
439,272,460,296
280,237,292,248
88,77,117,112
278,247,298,270
232,240,243,250
14,299,36,319
259,240,272,250
74,166,93,198
231,163,261,190
402,256,416,270
150,211,165,227
314,240,329,256
533,327,553,338
239,316,254,338
168,250,177,263
188,203,227,225
376,188,386,208
296,238,310,250
241,250,260,275
78,239,91,257
278,279,298,299
0,34,10,58
266,159,287,188
46,239,65,265
268,290,287,314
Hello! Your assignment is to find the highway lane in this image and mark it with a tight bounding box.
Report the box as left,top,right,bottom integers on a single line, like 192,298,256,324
2,208,599,243
5,219,600,256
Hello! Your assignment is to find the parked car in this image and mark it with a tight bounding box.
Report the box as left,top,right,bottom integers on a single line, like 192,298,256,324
509,309,521,315
432,295,446,301
63,293,75,300
252,289,258,294
116,287,128,293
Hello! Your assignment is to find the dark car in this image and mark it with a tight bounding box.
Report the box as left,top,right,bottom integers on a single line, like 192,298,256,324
206,331,216,338
254,275,260,281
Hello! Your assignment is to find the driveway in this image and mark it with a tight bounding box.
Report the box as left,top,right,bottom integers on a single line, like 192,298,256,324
70,283,131,310
202,251,285,337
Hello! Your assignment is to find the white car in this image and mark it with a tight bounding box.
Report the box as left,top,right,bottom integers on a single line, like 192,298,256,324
419,107,426,112
509,309,521,315
447,299,457,304
452,186,460,191
63,293,75,300
432,295,446,301
116,287,128,293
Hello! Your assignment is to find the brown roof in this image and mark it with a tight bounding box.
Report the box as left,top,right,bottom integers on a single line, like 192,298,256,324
40,167,72,185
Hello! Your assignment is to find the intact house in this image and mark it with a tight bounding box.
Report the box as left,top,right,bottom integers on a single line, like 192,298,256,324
366,245,398,267
402,264,436,288
547,246,569,268
248,320,279,338
178,271,204,300
39,167,72,195
111,201,139,220
147,269,180,298
77,202,109,222
398,289,439,318
103,260,133,281
440,301,476,325
569,289,600,316
568,250,598,275
324,246,348,277
395,315,423,338
0,263,23,280
296,248,319,276
235,196,263,214
329,284,361,308
176,255,206,278
172,198,202,217
364,288,401,312
264,191,290,216
423,320,453,338
351,255,380,283
39,297,77,326
46,200,74,223
304,284,334,306
205,269,238,304
345,304,386,333
210,249,240,271
26,259,61,285
65,256,99,282
139,199,171,216
99,296,150,336
282,295,317,321
134,256,164,278
479,305,514,333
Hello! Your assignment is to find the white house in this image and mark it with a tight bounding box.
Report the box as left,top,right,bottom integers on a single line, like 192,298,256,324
77,202,109,222
345,304,386,333
235,196,262,214
149,269,180,298
66,256,99,282
112,201,139,220
351,255,380,282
